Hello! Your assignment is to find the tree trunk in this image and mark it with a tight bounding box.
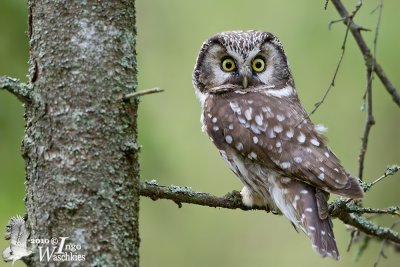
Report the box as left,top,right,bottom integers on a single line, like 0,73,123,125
24,1,139,266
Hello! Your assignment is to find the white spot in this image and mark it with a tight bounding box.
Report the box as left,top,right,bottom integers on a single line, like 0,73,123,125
262,107,271,113
255,114,263,126
310,138,320,146
273,125,283,133
247,100,254,104
324,152,330,158
286,129,294,138
308,226,316,231
305,208,313,213
236,143,243,151
251,124,261,134
297,132,306,143
229,102,241,114
253,136,259,144
300,190,308,194
213,126,219,131
294,157,302,163
277,114,285,122
319,167,325,172
315,124,328,133
281,177,291,184
248,152,257,160
238,117,247,125
229,124,234,130
209,137,214,142
276,142,281,148
334,168,339,173
264,86,294,98
244,107,253,120
321,230,326,235
265,112,275,119
212,117,217,123
280,162,291,169
293,195,300,209
225,135,233,144
207,113,212,118
268,130,276,138
301,214,306,220
318,173,325,180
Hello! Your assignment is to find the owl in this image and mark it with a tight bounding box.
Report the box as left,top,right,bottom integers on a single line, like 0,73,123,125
192,30,364,260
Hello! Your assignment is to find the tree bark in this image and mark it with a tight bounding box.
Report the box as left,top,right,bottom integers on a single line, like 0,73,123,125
24,1,139,266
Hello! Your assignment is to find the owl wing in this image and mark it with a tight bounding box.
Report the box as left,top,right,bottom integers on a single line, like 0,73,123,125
204,90,363,198
8,216,29,249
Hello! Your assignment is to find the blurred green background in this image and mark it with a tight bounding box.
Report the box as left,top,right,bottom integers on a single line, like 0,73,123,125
1,1,399,267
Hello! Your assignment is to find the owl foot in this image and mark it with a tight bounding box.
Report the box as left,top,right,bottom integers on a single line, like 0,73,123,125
240,186,265,208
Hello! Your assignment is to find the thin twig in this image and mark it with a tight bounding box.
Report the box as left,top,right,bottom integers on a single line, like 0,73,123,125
373,220,400,267
330,0,400,107
358,0,383,180
141,181,400,244
122,88,163,100
0,76,32,103
358,66,375,180
299,1,362,124
307,22,350,118
347,228,359,252
368,165,400,188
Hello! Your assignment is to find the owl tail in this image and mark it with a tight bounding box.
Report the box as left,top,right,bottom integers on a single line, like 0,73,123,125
270,178,340,260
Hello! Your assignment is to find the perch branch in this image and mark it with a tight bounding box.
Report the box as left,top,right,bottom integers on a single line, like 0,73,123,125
122,88,163,100
0,76,32,103
140,180,264,211
140,180,400,244
330,0,400,107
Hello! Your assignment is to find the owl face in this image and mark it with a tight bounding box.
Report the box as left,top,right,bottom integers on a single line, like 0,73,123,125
193,31,294,94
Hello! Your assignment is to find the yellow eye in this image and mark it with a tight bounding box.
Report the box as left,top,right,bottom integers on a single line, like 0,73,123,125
221,57,236,72
252,57,266,72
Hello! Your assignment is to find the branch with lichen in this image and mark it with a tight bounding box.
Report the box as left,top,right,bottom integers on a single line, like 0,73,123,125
140,165,400,244
0,76,32,103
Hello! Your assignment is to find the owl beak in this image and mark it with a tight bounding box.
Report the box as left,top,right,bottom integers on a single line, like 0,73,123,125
242,76,248,89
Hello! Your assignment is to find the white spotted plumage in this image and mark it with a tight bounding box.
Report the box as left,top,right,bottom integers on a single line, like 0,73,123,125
193,30,364,260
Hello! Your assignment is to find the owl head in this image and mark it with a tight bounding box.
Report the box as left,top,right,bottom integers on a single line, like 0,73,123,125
193,30,294,94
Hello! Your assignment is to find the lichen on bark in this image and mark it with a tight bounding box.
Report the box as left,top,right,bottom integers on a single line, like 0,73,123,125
24,1,140,266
